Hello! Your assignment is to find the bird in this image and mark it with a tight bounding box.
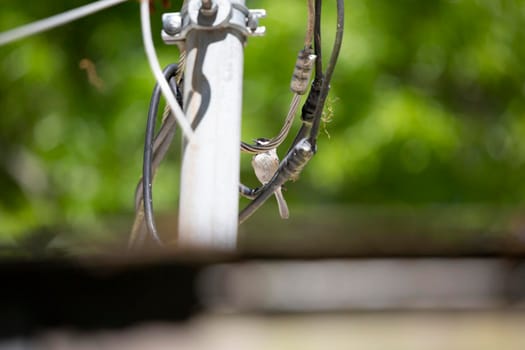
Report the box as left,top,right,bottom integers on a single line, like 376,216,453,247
251,138,289,219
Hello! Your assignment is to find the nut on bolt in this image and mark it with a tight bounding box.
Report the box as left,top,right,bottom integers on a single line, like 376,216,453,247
247,9,266,35
162,12,182,35
200,0,218,16
247,13,259,32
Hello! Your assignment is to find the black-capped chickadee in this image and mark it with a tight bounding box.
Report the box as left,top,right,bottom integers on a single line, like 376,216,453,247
251,138,289,219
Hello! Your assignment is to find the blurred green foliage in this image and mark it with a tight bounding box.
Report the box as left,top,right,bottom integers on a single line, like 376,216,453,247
0,0,524,242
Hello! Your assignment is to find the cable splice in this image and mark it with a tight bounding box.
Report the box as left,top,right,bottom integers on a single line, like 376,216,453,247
291,49,317,95
239,0,344,223
239,1,317,155
240,46,316,155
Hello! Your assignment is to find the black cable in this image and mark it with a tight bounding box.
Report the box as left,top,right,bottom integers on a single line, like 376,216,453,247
286,0,324,153
134,76,180,211
314,0,323,80
239,183,258,199
287,77,323,152
292,0,344,150
142,63,180,245
129,76,180,250
239,0,344,223
308,0,344,147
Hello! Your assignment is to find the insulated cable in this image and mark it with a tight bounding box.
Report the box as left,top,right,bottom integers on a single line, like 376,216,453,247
0,0,129,46
129,63,181,249
239,0,344,223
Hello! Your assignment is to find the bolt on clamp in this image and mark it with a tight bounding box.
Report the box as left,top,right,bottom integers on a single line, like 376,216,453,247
161,0,266,45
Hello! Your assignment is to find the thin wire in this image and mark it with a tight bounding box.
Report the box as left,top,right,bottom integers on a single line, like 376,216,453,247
240,0,345,223
242,0,316,156
305,0,315,48
140,0,194,141
0,0,129,46
240,93,301,154
286,0,324,154
287,76,323,154
239,183,257,199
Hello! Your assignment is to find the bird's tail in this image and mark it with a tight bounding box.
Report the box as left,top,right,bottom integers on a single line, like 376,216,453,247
275,187,289,219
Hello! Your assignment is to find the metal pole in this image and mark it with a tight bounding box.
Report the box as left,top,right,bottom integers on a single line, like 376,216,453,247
177,0,246,251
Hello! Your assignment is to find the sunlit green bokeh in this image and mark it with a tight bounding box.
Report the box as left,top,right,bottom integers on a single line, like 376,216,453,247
0,0,524,247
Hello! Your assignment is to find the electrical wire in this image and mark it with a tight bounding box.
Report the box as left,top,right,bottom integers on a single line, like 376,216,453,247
141,70,168,245
130,0,341,236
240,93,301,154
239,183,257,200
286,0,324,153
0,0,129,46
290,0,343,150
305,0,315,48
133,103,177,211
129,63,180,249
140,0,194,141
308,0,344,148
313,0,323,78
239,0,344,223
240,0,317,155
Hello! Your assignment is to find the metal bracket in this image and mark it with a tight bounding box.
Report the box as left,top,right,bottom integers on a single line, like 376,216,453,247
161,0,266,45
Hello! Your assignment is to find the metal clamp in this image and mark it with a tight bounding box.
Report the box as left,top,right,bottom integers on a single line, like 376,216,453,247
162,0,266,45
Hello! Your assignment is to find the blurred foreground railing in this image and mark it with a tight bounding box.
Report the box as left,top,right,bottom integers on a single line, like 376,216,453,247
0,256,524,339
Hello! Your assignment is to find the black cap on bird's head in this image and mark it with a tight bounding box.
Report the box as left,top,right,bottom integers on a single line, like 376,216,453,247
254,137,271,146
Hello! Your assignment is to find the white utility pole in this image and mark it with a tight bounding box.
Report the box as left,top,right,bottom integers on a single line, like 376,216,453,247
162,0,265,251
179,23,244,251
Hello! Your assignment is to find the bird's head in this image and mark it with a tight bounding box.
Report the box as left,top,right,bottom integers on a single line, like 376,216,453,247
254,137,271,146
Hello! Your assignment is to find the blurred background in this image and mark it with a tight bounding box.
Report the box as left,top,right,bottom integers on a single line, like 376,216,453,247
0,0,525,254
